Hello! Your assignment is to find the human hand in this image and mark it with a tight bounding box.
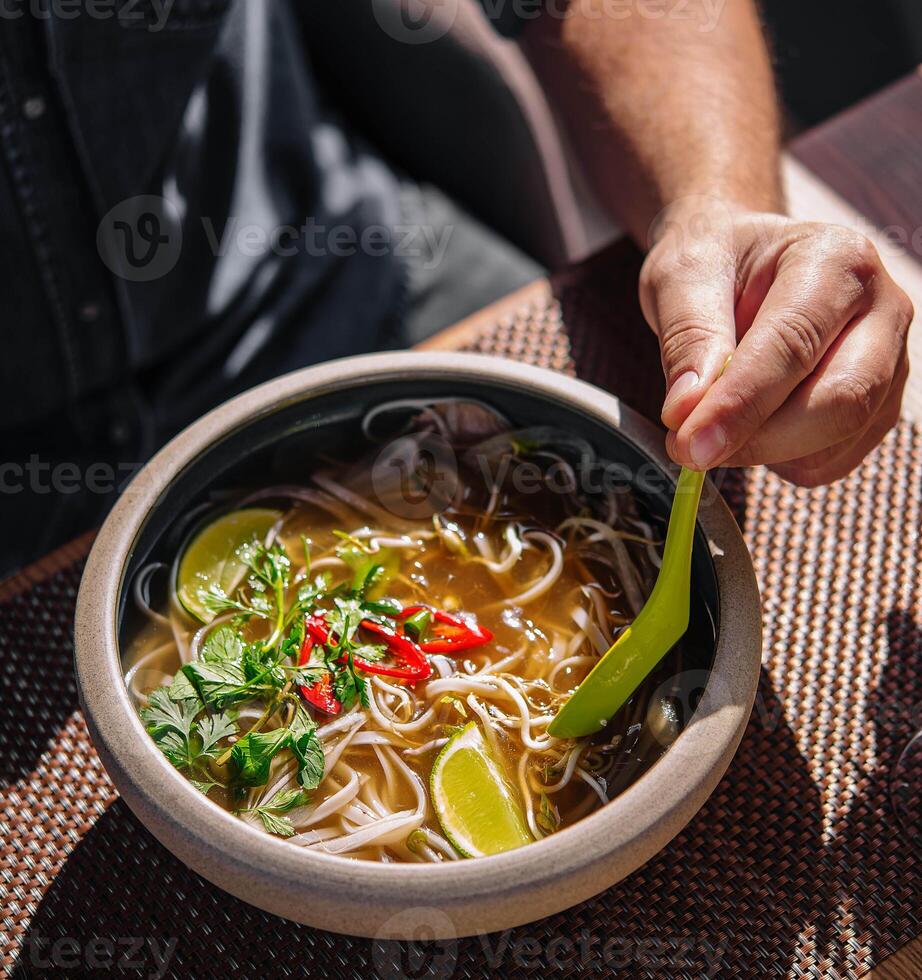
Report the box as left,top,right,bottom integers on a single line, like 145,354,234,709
639,202,913,486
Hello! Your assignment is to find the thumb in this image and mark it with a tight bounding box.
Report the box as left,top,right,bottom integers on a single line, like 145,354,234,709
639,251,738,432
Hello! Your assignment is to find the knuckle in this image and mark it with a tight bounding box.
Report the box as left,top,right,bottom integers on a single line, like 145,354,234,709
823,227,881,278
659,319,724,365
644,249,686,284
766,306,826,373
833,372,883,436
846,234,881,275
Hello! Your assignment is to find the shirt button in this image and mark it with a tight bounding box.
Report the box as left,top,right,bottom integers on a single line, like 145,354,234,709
22,96,46,121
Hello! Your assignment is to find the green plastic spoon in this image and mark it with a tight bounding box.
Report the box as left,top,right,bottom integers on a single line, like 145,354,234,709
548,463,707,739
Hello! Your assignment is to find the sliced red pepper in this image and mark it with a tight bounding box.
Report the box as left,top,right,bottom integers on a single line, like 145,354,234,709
357,619,431,682
398,605,493,653
305,614,330,645
297,612,430,692
297,633,341,715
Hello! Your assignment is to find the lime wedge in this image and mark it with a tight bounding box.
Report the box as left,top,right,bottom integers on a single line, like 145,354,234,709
176,508,281,622
430,722,533,858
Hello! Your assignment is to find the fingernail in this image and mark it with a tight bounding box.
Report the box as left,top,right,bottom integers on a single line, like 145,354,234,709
664,371,700,411
689,424,727,469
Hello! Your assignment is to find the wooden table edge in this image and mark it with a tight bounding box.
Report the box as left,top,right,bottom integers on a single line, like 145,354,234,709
0,528,96,604
414,277,552,352
871,933,922,979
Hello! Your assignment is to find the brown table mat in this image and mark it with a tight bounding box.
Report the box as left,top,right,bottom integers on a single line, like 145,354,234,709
2,247,920,978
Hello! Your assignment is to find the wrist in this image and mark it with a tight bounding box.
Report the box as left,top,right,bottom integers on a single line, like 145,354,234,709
648,192,787,250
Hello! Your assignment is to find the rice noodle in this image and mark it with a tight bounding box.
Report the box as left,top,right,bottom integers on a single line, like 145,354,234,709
401,737,448,757
575,767,609,806
133,563,170,626
426,675,558,751
570,606,609,656
290,771,361,832
430,655,455,679
518,752,542,839
472,524,523,575
307,810,421,854
122,396,694,863
557,516,647,614
367,680,440,735
503,532,564,607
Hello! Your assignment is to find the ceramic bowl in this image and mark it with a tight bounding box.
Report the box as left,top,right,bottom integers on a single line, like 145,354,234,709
74,351,761,940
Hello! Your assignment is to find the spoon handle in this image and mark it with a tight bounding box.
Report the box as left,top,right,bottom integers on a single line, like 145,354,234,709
648,466,706,615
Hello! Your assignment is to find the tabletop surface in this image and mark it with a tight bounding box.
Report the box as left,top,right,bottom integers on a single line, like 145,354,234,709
3,72,922,979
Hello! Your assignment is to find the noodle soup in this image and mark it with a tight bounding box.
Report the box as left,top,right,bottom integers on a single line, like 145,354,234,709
124,399,710,862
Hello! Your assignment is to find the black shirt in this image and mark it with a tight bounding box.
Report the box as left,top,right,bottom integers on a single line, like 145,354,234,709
1,0,408,441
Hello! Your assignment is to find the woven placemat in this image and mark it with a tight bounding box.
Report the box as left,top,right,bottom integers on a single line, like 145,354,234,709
2,247,920,978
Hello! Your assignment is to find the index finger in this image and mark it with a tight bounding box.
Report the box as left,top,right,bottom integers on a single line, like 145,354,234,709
672,239,874,470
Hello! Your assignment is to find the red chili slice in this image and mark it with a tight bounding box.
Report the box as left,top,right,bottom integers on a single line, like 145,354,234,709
357,620,431,682
305,615,330,645
297,613,430,695
398,606,493,653
297,633,341,715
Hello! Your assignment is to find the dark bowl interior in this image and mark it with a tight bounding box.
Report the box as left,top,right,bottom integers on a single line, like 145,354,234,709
118,377,719,771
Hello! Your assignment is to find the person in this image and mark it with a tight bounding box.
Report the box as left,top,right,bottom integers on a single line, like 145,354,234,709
517,1,912,486
0,0,912,577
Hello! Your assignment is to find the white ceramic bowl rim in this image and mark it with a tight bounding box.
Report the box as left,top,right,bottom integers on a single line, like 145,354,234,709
75,351,761,931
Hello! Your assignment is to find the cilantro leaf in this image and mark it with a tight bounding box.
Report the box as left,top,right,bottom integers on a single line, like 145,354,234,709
197,711,238,758
182,659,251,710
279,618,304,663
140,688,236,775
256,809,298,837
333,667,360,709
202,625,245,663
230,727,291,786
140,688,198,749
166,669,201,705
242,644,285,687
289,706,325,791
325,596,365,649
352,642,388,663
293,667,328,687
238,540,290,607
154,728,199,770
242,786,310,837
363,597,403,617
262,787,310,812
